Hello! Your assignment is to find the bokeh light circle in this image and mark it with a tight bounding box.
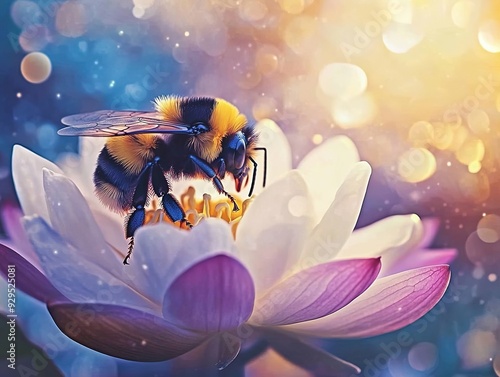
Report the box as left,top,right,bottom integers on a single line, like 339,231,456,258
451,1,478,29
330,93,377,129
477,214,500,243
398,148,437,183
20,52,52,84
56,1,88,38
408,342,438,372
383,22,424,54
457,330,497,369
478,20,500,53
319,63,367,100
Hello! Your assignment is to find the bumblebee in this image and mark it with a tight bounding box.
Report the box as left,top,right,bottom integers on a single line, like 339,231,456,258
59,96,266,264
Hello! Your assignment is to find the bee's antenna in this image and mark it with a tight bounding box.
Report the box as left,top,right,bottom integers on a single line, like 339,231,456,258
253,147,267,188
248,156,258,197
248,147,267,197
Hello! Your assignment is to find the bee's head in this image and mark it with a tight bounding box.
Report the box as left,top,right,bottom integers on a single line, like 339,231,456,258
221,131,250,192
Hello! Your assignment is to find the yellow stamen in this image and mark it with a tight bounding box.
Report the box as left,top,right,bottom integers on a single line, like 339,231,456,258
144,187,253,237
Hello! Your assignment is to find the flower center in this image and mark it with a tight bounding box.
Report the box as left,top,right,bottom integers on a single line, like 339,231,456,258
144,186,253,236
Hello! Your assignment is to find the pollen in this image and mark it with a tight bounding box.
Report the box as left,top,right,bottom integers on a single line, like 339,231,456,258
143,187,253,236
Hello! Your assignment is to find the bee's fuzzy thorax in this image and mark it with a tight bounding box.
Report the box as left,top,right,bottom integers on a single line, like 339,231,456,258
153,95,248,162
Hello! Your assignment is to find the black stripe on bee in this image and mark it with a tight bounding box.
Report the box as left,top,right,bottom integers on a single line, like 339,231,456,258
179,97,215,125
94,146,138,209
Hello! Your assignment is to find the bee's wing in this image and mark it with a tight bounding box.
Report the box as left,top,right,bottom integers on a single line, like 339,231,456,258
59,110,194,137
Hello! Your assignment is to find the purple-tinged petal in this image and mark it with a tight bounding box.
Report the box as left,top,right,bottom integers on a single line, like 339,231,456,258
382,248,457,276
419,218,440,249
130,219,236,304
12,145,63,223
163,255,255,333
251,258,381,326
0,244,66,303
48,302,205,362
1,202,41,269
23,216,157,312
286,265,451,338
299,162,371,267
264,330,361,376
236,171,314,294
298,136,360,224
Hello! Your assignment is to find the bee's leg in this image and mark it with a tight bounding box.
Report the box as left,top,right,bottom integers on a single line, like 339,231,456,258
189,155,239,211
151,161,192,229
123,162,153,265
213,157,226,179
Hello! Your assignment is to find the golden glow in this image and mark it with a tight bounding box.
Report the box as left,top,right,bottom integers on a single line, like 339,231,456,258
398,148,436,183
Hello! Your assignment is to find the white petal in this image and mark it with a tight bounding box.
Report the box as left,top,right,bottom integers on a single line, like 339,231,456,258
298,136,360,224
41,169,170,308
22,216,155,311
253,119,292,192
235,171,314,295
43,169,120,269
128,218,237,304
89,206,129,255
12,145,63,222
298,162,371,269
337,214,424,276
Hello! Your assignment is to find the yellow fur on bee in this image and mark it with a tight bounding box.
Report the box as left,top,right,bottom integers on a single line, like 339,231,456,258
106,135,157,175
153,96,182,122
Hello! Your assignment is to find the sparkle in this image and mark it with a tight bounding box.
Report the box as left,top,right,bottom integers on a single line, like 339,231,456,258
118,30,124,36
142,264,148,270
109,80,115,88
184,31,190,37
16,92,22,98
56,93,61,99
312,134,323,145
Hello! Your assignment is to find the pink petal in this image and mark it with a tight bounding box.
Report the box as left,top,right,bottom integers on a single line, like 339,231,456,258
286,265,451,338
48,302,205,361
265,330,361,376
0,244,66,303
383,249,457,276
1,202,41,269
131,219,237,305
419,218,440,248
163,254,255,333
252,258,381,326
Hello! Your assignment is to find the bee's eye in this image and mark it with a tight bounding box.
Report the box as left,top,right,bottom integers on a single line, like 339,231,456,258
234,138,246,170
